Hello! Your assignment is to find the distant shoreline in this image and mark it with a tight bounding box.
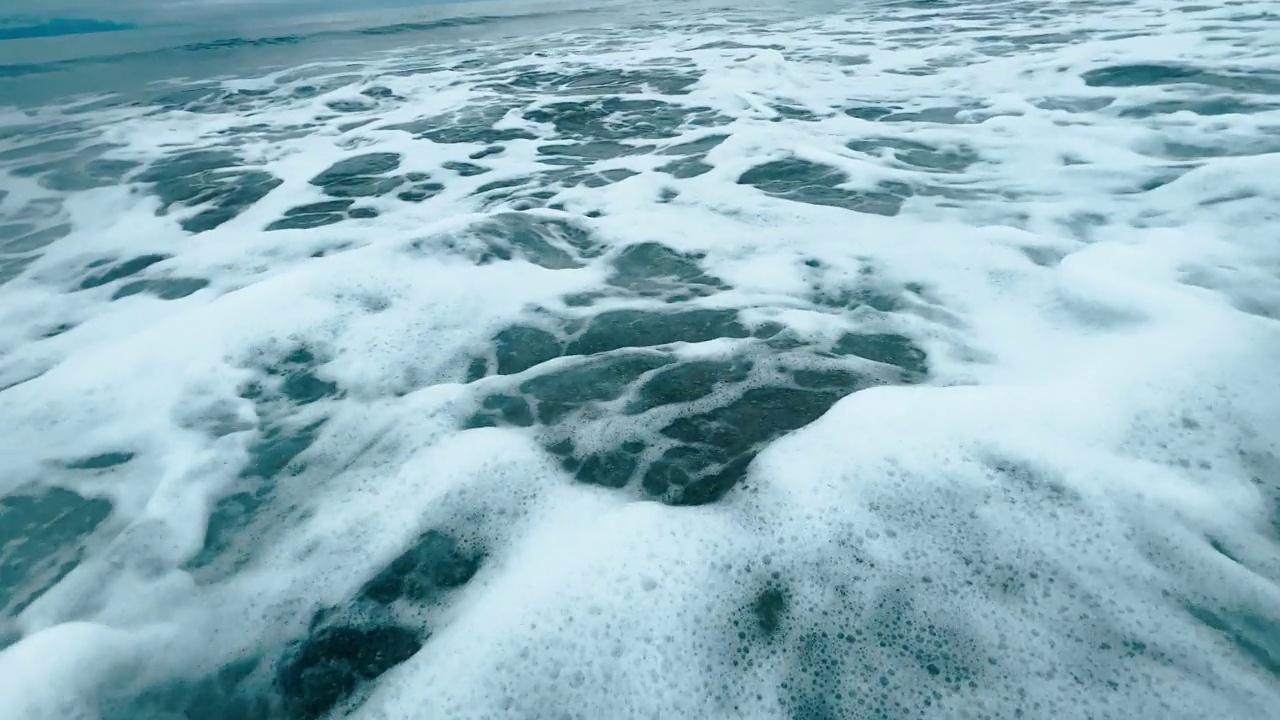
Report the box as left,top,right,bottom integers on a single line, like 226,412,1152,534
0,18,137,41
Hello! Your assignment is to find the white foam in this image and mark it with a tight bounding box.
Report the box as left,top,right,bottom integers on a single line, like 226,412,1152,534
1,0,1279,717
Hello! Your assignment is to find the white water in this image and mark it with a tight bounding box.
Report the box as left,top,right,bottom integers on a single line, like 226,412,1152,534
0,1,1278,718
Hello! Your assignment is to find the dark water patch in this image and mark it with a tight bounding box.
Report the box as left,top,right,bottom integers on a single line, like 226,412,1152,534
64,451,135,470
286,200,356,215
571,446,642,489
467,314,926,506
845,137,979,173
1136,168,1195,193
470,146,504,160
137,150,237,183
229,347,341,477
688,40,786,51
864,105,982,124
1207,536,1241,565
41,322,76,339
0,224,26,242
1083,64,1280,93
386,105,537,145
497,192,561,213
254,347,342,407
520,352,674,422
267,213,346,231
1,223,70,253
738,158,911,215
561,291,604,308
492,66,700,97
1084,63,1197,87
608,242,726,299
139,515,482,718
7,197,62,223
0,136,83,162
277,625,422,720
449,240,931,508
45,157,139,192
810,278,906,313
524,98,716,141
0,487,113,615
189,491,265,575
17,154,140,193
244,417,330,480
647,385,854,505
845,104,899,121
111,277,210,301
471,297,749,390
495,326,564,376
1117,97,1280,118
1034,96,1116,113
361,530,483,605
433,212,601,269
658,134,729,155
468,144,501,158
831,333,929,377
188,416,326,576
267,199,364,230
79,254,169,290
658,157,715,179
325,99,375,113
1055,210,1110,242
752,321,786,339
627,358,754,414
310,153,405,199
313,153,401,182
660,384,849,453
1145,138,1280,160
536,140,647,161
1184,603,1280,677
442,161,489,176
465,393,536,428
566,308,749,356
790,367,865,389
352,14,506,36
1021,245,1066,267
473,175,532,196
577,169,643,190
138,152,281,233
0,256,36,286
771,104,824,122
151,85,247,114
349,207,379,219
752,586,789,637
397,184,446,203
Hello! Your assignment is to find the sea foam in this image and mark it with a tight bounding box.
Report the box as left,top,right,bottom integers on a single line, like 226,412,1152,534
0,0,1278,718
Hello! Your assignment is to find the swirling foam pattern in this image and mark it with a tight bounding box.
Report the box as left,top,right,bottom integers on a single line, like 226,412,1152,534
1,0,1278,718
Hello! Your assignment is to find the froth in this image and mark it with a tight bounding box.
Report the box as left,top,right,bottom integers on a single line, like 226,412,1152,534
1,0,1278,718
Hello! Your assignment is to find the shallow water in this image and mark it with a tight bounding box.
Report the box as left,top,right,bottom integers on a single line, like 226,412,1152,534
1,0,1279,718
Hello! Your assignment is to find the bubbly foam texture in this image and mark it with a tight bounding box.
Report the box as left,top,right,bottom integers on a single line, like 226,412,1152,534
1,0,1279,718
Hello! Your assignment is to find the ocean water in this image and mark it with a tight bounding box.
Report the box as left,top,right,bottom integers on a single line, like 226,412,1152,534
1,0,1279,718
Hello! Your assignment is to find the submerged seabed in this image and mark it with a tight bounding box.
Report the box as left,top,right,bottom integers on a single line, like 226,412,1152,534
1,0,1279,718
